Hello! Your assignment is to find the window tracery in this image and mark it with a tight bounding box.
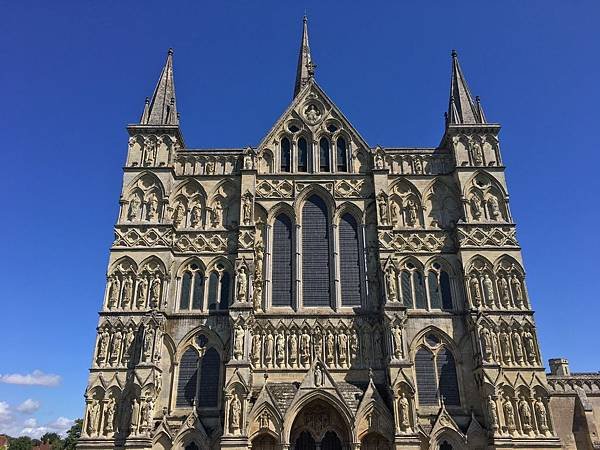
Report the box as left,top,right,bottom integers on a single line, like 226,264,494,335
123,174,164,223
466,173,508,223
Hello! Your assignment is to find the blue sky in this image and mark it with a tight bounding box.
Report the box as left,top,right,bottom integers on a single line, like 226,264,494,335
1,0,598,438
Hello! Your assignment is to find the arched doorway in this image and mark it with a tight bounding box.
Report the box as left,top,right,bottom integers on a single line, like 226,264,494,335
252,434,278,450
290,400,349,450
361,433,391,450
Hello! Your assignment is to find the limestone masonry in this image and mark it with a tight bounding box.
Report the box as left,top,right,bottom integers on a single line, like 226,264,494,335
77,17,600,450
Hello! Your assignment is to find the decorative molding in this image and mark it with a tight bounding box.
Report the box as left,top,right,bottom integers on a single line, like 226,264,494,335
458,225,519,248
256,179,294,199
113,226,172,249
378,230,455,253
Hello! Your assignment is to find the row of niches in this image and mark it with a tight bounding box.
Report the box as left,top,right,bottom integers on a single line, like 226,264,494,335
478,322,539,368
82,384,156,439
94,320,163,369
105,258,167,311
467,256,528,310
127,134,178,168
452,133,501,168
487,387,553,438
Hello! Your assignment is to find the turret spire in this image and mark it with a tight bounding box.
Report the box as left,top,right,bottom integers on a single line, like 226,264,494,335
293,15,315,98
447,50,486,125
141,48,179,125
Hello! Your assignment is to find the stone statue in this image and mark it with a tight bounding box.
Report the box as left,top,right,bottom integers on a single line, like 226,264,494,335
374,152,384,170
313,333,323,361
234,325,245,360
172,202,186,227
385,267,397,302
139,397,152,433
86,399,100,436
250,333,261,364
488,196,501,220
314,364,323,387
326,332,335,364
127,196,141,221
242,194,253,225
377,194,389,225
236,266,247,302
121,276,133,308
255,241,264,280
97,329,109,365
518,396,532,432
511,275,524,308
104,397,116,434
107,278,119,309
374,331,383,361
481,327,493,362
143,328,154,362
349,332,359,362
131,398,140,434
205,159,215,175
469,275,482,307
149,276,161,309
392,326,403,359
472,142,484,165
362,332,372,365
500,331,512,364
535,397,549,432
487,396,498,430
300,331,311,365
136,277,148,308
289,333,298,366
229,395,241,433
305,104,321,123
414,158,423,174
470,196,482,221
110,330,123,364
492,332,500,362
122,326,135,364
406,199,418,226
264,333,274,366
523,331,537,364
512,331,524,364
398,393,410,431
503,397,516,432
482,273,495,307
212,199,224,228
190,204,201,228
146,192,159,221
258,410,270,429
390,201,400,227
143,140,157,166
498,276,510,308
276,332,285,365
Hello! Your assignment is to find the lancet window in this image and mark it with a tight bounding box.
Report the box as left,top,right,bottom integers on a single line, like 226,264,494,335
178,262,231,312
397,261,453,311
281,137,291,173
336,137,348,172
319,137,330,172
302,195,331,307
414,335,460,407
176,340,221,408
298,137,308,172
339,213,362,306
272,213,294,307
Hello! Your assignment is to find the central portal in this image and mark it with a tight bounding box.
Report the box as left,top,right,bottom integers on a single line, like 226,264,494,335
290,400,347,450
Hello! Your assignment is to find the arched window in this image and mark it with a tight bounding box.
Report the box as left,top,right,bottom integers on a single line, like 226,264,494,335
272,214,293,307
176,345,222,409
208,272,219,310
401,271,413,308
339,213,362,306
298,137,308,172
415,343,460,407
176,348,199,407
437,347,460,406
440,271,453,309
319,138,330,172
428,271,442,309
198,347,220,407
336,137,348,172
179,263,203,311
281,137,291,173
427,265,453,310
415,347,437,406
302,195,331,307
219,272,230,309
400,263,425,309
414,271,427,309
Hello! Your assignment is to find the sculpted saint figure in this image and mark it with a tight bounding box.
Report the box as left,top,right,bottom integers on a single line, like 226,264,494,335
414,158,423,174
498,276,511,308
136,277,147,308
374,152,384,170
146,192,159,221
110,330,123,363
481,327,493,362
143,328,154,362
349,332,359,362
482,273,495,307
472,142,484,165
488,196,501,220
470,196,482,220
511,275,524,308
242,195,253,225
390,201,400,227
314,364,323,387
523,331,537,364
212,199,224,228
487,396,498,429
377,194,389,225
469,275,482,307
500,331,512,364
264,333,274,366
512,331,524,364
313,333,323,361
104,397,116,434
276,332,285,365
230,395,241,433
97,329,110,365
121,276,133,308
503,397,516,432
301,331,311,365
131,398,140,434
236,267,247,302
250,333,261,364
518,396,532,431
86,399,100,436
406,199,418,226
122,326,135,364
127,196,141,221
107,278,119,308
205,159,215,175
149,276,161,308
326,332,335,363
385,267,397,302
392,326,403,359
190,204,201,228
172,202,186,228
535,397,549,432
398,393,410,431
234,326,245,360
337,333,348,365
289,333,298,366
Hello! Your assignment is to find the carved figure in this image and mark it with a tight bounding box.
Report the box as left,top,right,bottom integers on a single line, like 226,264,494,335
230,394,241,433
146,192,159,221
97,329,110,365
503,397,516,432
149,276,161,308
110,330,123,363
511,275,524,308
337,333,348,365
470,196,482,220
377,193,389,225
251,333,261,364
314,364,323,387
392,326,403,359
500,331,512,364
300,331,311,365
481,327,493,362
242,194,253,225
518,396,532,432
487,396,498,430
398,393,410,431
127,196,141,221
535,397,549,432
172,202,186,227
349,332,359,362
276,332,285,365
498,275,510,308
136,277,147,308
304,104,321,123
143,328,154,362
326,332,335,364
258,410,270,429
121,276,133,308
374,152,384,170
104,397,116,434
131,398,140,434
385,266,397,302
512,331,524,364
472,142,484,165
107,278,119,308
190,204,202,228
264,333,274,366
482,273,495,307
469,275,482,307
390,201,400,227
289,333,298,366
212,199,224,228
523,331,537,364
313,333,323,361
205,159,215,175
236,266,248,303
406,199,418,226
488,196,501,220
143,140,157,165
234,325,245,360
122,326,135,364
414,158,423,174
86,399,100,436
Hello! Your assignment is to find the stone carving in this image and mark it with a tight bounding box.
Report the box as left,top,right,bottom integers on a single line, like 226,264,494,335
337,333,348,366
488,196,501,220
242,192,253,225
326,331,335,364
172,202,186,228
374,151,385,170
234,325,245,360
301,331,311,366
487,396,498,430
457,225,519,248
122,326,135,364
190,204,202,228
104,397,116,435
229,394,242,434
236,266,248,302
392,326,403,360
146,192,159,221
173,231,230,254
97,329,110,365
334,179,366,198
127,196,142,221
377,192,389,225
256,179,294,198
121,276,133,308
264,333,274,367
481,327,493,362
482,273,495,307
110,330,123,364
511,274,524,308
149,276,161,308
398,393,411,432
503,397,516,433
211,199,225,228
304,104,322,124
470,196,483,221
258,410,270,429
86,399,101,436
276,332,285,366
499,331,512,364
535,397,549,432
289,332,298,367
523,330,537,364
251,333,261,364
512,331,524,364
314,364,323,387
498,275,510,308
378,230,454,253
471,141,484,165
113,226,172,249
518,396,532,432
469,275,482,307
142,327,154,362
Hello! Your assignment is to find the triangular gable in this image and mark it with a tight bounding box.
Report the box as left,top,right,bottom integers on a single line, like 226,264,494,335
258,80,370,151
175,408,211,447
430,403,465,441
355,378,394,440
225,368,249,393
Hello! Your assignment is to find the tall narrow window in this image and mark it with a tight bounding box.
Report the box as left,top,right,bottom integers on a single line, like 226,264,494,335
401,271,413,308
281,138,291,173
302,195,331,306
415,347,437,405
272,214,293,307
192,272,204,310
219,272,230,309
319,138,330,172
414,271,427,309
339,213,362,306
176,348,199,407
336,137,348,172
437,347,460,406
208,272,219,310
180,272,192,310
428,271,442,309
440,271,453,309
298,138,308,172
198,348,220,407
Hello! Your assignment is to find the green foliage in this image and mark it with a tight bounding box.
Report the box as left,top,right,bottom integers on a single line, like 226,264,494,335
8,436,33,450
61,419,82,450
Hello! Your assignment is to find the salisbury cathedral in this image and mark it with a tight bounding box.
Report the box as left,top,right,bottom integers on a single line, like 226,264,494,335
77,18,600,450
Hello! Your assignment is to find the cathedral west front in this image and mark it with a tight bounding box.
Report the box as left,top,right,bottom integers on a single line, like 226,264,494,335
77,17,600,450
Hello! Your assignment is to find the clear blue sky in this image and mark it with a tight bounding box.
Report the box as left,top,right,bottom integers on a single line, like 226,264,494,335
1,0,598,438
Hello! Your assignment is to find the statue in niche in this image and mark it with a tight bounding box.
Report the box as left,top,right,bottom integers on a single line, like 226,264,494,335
243,152,254,170
385,267,397,302
86,399,100,436
122,326,135,364
127,196,141,221
470,196,482,221
482,273,495,307
172,202,186,228
190,204,202,228
500,331,512,364
205,159,215,175
314,364,323,387
469,275,482,307
392,326,403,359
362,332,372,365
471,142,484,165
143,328,154,362
398,392,410,431
518,396,532,432
374,152,384,170
487,396,498,430
264,333,274,366
313,333,323,361
149,276,161,309
337,333,348,365
300,331,311,365
242,194,253,225
139,397,152,433
492,331,500,361
289,333,298,366
136,277,148,309
326,332,335,364
121,276,133,308
405,199,418,226
276,332,285,365
258,410,270,429
107,278,119,309
110,330,123,364
229,394,241,434
234,325,245,360
255,241,264,280
104,397,116,434
414,158,423,174
253,280,262,311
377,193,389,225
481,327,493,362
390,201,400,227
212,199,224,228
130,398,140,435
143,141,157,166
503,397,516,432
250,333,261,364
511,275,524,308
304,104,321,123
236,266,248,302
535,397,549,432
523,330,537,364
512,331,524,364
498,275,510,308
97,329,110,365
488,196,501,220
146,192,159,221
374,331,383,362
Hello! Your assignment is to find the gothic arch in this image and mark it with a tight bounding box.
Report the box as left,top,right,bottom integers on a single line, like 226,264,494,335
175,257,206,277
175,326,225,361
108,256,138,274
139,256,167,274
409,326,460,357
267,202,296,226
333,201,364,224
423,177,462,229
294,186,335,219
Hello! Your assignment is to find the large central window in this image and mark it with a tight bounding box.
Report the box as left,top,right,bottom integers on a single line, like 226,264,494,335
302,195,331,306
272,214,293,307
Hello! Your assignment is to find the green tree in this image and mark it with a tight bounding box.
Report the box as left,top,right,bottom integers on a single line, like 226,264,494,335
8,436,33,450
62,419,82,450
40,433,60,444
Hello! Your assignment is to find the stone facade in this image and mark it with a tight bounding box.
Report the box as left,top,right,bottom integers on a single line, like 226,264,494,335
77,18,595,450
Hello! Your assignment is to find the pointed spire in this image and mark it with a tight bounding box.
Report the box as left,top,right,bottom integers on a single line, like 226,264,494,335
447,50,486,125
293,15,315,98
141,48,179,125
